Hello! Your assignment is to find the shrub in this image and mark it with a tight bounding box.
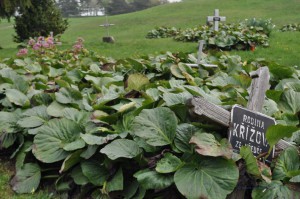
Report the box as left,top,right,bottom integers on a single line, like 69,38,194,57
14,0,68,43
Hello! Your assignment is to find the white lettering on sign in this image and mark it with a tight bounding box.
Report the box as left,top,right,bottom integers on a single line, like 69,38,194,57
242,114,265,129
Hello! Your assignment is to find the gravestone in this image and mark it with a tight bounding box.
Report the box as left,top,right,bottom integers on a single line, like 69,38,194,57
207,9,226,31
186,40,218,74
187,66,293,198
100,16,115,43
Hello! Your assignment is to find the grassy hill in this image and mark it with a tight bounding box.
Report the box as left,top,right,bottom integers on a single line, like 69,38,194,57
0,0,300,63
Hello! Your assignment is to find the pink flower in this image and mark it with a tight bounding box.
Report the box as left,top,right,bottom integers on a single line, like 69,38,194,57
73,44,82,51
37,36,44,41
28,38,35,46
42,42,50,48
17,48,28,56
33,43,41,50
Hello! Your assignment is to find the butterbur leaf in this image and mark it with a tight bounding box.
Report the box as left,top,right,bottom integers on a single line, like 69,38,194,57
81,160,109,186
127,73,149,91
240,146,271,182
55,87,82,104
100,139,142,160
63,108,91,125
33,118,82,163
6,89,30,107
279,90,300,114
162,92,193,106
11,163,41,194
107,168,124,192
47,101,67,117
240,146,260,176
80,133,118,145
273,147,299,180
174,157,238,199
189,133,233,159
174,123,198,153
17,105,50,128
134,169,173,190
252,181,297,199
156,153,183,173
71,166,89,185
131,107,177,146
266,125,298,148
60,150,82,173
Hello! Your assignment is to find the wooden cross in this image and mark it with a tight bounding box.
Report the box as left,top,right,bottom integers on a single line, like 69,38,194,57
99,15,115,43
187,66,294,198
207,9,226,31
186,40,218,71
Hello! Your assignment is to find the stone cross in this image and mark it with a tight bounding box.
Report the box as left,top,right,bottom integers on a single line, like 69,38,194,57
186,40,218,70
207,9,226,31
100,15,115,43
99,15,115,37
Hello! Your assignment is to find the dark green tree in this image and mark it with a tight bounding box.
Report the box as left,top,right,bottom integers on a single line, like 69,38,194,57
14,0,68,43
0,0,31,20
57,0,80,17
106,0,133,15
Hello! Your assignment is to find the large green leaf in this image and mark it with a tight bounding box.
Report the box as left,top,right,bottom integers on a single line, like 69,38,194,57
240,146,260,176
81,160,109,186
11,163,41,194
273,147,300,180
71,166,89,186
134,169,174,190
6,89,30,107
100,139,142,160
17,105,50,128
33,118,82,163
55,87,82,104
162,92,193,106
127,73,149,91
174,157,239,199
80,133,118,145
266,125,298,148
156,153,183,173
279,90,300,114
106,168,124,192
174,123,198,153
252,181,296,199
46,101,67,117
189,133,233,159
0,111,20,134
131,107,177,146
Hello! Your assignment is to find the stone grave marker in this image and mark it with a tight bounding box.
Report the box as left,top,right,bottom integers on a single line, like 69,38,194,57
186,40,218,74
187,66,293,198
100,15,115,43
207,9,226,31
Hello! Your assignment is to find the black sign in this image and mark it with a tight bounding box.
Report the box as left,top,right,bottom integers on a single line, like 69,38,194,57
213,17,221,21
229,105,275,162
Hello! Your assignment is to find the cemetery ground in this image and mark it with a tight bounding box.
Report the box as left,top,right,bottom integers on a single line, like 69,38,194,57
0,0,300,198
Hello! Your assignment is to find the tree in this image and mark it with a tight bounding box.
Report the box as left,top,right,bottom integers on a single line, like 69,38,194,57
0,0,31,20
106,0,133,15
14,0,68,42
57,0,80,17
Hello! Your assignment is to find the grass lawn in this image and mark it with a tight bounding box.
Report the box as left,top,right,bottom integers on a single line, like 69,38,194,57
0,0,300,197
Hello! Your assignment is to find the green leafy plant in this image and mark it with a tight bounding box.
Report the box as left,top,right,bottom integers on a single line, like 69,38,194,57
280,23,300,32
0,38,299,198
146,18,275,51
